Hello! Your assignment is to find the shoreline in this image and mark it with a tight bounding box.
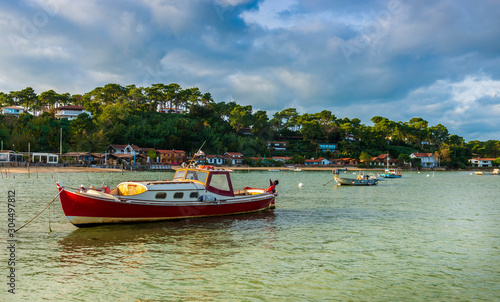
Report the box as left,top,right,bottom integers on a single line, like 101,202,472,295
0,166,123,174
1,165,492,174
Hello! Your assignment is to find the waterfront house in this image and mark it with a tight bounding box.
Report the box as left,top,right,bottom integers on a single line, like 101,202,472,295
272,156,292,163
332,158,359,166
54,105,92,120
1,106,25,117
224,152,244,166
206,155,225,166
468,157,496,167
31,152,59,164
370,154,394,166
63,152,93,164
0,150,24,163
106,144,142,155
410,153,438,168
305,158,332,165
157,150,186,164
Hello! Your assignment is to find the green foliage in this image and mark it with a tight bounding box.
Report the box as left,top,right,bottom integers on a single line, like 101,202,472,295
0,83,496,170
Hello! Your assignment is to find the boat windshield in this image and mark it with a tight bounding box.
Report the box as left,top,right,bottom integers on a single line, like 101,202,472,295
173,169,208,184
173,170,186,180
184,170,208,184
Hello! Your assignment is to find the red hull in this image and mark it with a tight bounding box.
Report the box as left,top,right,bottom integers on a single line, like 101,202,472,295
58,188,275,227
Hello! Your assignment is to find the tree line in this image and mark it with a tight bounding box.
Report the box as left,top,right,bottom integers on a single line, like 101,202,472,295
1,83,499,168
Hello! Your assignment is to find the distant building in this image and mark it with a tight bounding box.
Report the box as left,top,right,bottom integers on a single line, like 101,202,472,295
305,158,332,165
157,150,186,164
266,141,287,151
31,152,59,164
468,157,496,167
272,156,292,163
1,106,25,117
159,107,186,114
410,153,438,168
224,152,244,165
0,150,23,162
55,105,92,120
370,154,397,166
206,155,225,166
106,144,142,155
318,143,337,152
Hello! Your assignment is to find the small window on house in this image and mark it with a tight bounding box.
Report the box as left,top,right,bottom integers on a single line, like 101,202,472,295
155,192,167,199
190,192,199,198
174,192,184,199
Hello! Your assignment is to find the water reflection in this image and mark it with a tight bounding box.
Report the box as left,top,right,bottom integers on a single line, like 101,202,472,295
57,211,277,265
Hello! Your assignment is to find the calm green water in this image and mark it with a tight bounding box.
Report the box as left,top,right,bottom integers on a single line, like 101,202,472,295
1,170,499,301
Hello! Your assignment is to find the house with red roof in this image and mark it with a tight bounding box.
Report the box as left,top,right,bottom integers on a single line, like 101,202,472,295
305,158,332,165
106,144,142,155
157,150,186,164
224,152,244,165
410,153,437,168
370,154,397,166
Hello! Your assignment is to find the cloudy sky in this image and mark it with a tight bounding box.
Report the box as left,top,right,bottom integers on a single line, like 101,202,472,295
1,0,499,141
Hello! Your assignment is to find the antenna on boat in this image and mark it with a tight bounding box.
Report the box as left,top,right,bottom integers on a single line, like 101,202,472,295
188,140,206,168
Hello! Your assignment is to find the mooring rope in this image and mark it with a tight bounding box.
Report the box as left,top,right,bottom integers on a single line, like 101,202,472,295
15,190,63,233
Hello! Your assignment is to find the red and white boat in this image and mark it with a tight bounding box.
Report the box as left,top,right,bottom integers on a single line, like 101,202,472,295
57,166,278,227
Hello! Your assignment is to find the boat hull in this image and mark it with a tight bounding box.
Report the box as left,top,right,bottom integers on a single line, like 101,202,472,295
380,174,402,178
334,176,378,186
58,188,275,227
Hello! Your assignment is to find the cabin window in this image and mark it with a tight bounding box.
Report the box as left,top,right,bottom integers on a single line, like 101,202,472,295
173,192,184,199
155,192,167,199
208,174,230,191
189,192,199,198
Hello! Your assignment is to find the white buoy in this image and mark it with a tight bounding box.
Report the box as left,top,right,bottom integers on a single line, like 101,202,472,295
427,175,430,177
298,183,304,188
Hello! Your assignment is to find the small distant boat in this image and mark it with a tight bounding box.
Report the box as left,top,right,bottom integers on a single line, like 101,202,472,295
379,168,403,178
333,173,378,186
474,171,484,175
493,169,499,175
290,167,302,172
368,173,384,181
379,153,402,178
268,169,281,172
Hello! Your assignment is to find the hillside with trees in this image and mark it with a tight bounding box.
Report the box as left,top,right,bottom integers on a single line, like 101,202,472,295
1,83,499,169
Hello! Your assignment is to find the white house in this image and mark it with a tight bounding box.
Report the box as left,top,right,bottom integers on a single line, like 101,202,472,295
468,158,495,167
31,153,59,164
1,106,25,117
106,144,142,155
55,105,92,120
410,153,438,168
206,155,225,166
305,158,332,165
224,152,244,165
0,150,23,162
